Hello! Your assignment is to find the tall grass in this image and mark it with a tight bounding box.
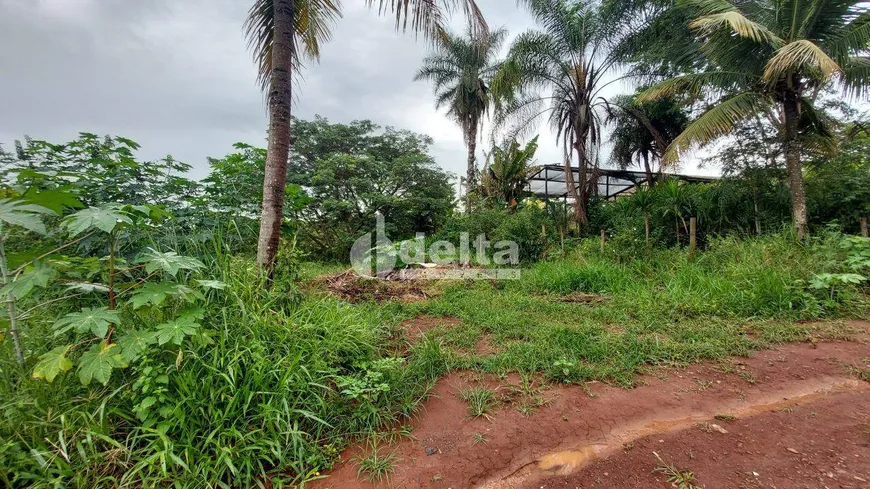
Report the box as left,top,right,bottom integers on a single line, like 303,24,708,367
0,254,445,488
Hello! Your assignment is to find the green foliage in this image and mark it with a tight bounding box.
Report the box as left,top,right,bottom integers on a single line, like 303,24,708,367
480,136,539,207
52,307,120,337
437,202,553,263
77,341,128,386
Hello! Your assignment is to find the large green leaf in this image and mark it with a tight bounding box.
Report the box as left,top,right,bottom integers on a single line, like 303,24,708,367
0,260,55,299
128,282,202,309
78,340,127,386
196,279,227,290
0,198,54,234
32,345,73,383
116,329,157,362
63,206,133,236
154,315,200,346
20,188,84,214
136,248,205,277
53,307,120,338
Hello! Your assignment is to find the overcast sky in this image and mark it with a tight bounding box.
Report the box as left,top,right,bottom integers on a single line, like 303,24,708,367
0,0,703,184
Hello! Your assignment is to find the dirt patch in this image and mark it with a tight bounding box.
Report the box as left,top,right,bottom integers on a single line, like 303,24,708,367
314,270,429,303
474,335,500,356
535,389,870,488
400,316,461,341
310,339,870,489
550,292,607,304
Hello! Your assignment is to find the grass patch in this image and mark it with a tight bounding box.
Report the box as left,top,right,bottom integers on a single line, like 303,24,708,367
354,445,399,483
459,386,499,419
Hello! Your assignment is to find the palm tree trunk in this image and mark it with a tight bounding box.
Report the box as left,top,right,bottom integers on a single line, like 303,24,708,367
466,119,478,212
642,152,654,186
256,0,294,272
782,90,808,240
568,137,588,227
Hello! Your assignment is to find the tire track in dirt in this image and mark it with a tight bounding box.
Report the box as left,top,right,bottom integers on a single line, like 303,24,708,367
311,333,870,489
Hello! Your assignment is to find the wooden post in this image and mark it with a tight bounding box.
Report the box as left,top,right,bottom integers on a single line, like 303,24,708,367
861,217,868,238
600,229,606,254
689,217,697,260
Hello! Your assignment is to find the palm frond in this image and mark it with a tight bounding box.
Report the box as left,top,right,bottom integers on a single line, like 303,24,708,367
663,92,772,163
842,55,870,97
691,10,785,46
244,0,342,92
762,39,841,82
365,0,487,40
637,71,752,102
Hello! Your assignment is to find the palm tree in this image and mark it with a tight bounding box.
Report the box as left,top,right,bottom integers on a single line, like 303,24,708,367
640,0,870,239
492,0,619,229
246,0,487,272
656,178,690,243
606,92,689,185
628,185,656,245
481,136,539,207
415,27,507,208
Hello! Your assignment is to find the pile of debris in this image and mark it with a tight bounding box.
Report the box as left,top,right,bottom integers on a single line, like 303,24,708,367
315,269,429,303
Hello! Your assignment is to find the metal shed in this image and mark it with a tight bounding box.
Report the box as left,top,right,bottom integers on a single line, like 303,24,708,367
526,165,718,201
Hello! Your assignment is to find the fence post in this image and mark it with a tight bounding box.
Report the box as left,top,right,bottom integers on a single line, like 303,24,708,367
861,217,868,238
689,217,697,260
600,229,606,254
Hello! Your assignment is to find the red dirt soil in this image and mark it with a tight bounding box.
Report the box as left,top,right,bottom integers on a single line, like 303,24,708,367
310,323,870,489
399,316,461,341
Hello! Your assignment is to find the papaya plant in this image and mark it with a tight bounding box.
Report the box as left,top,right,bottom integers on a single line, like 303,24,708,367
0,200,222,386
0,198,57,365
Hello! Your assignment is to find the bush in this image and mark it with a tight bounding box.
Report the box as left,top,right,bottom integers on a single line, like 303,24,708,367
436,202,557,264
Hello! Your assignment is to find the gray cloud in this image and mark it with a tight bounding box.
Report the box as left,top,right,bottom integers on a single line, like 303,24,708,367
0,0,712,183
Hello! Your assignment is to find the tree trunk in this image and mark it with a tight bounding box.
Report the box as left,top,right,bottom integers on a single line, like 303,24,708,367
689,216,697,260
782,90,808,240
568,137,588,227
642,152,654,186
466,119,478,212
754,189,762,235
256,0,295,272
0,235,23,366
644,211,650,247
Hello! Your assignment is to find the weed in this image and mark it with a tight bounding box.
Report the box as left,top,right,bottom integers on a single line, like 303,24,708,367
653,452,701,489
459,387,498,419
354,446,399,483
714,413,737,422
738,371,758,385
472,432,488,445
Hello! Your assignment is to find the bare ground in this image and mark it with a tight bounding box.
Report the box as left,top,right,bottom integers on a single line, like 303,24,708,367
310,321,870,489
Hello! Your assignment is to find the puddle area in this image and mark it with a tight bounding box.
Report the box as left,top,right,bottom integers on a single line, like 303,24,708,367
537,446,604,475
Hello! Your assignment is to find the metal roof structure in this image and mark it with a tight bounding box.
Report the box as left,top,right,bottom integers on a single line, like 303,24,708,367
526,165,719,200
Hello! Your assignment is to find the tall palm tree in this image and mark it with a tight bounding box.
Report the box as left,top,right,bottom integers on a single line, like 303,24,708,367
492,0,619,228
415,27,507,207
606,92,689,185
246,0,487,272
639,0,870,239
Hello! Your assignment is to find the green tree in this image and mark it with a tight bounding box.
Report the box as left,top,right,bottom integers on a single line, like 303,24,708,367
415,26,507,205
606,92,689,185
628,185,656,245
288,121,454,260
245,0,486,272
493,0,618,228
480,136,539,207
0,134,199,209
640,0,870,239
